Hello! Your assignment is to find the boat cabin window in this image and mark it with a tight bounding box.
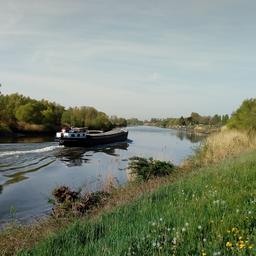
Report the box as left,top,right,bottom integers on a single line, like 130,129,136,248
71,134,75,137
83,133,85,136
77,134,80,137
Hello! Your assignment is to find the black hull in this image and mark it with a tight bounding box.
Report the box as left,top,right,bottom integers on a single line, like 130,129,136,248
56,130,128,147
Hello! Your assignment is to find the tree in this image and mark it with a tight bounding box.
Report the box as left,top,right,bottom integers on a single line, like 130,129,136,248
178,116,186,126
227,99,256,131
190,112,201,125
210,114,221,125
221,114,229,125
15,102,44,124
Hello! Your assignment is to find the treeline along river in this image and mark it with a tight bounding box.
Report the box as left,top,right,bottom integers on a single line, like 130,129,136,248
0,126,204,226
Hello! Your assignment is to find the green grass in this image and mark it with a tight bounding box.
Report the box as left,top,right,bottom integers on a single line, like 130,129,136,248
19,151,256,255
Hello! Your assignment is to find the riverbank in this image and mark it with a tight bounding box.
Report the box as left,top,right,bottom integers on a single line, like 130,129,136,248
1,129,256,255
0,122,57,137
144,123,221,135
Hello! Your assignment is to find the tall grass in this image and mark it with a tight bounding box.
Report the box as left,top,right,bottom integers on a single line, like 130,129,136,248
18,150,256,255
185,129,256,168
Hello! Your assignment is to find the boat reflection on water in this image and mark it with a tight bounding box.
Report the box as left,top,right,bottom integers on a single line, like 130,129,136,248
55,142,130,167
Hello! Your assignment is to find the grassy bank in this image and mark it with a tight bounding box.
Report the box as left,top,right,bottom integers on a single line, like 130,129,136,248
1,130,256,255
17,137,256,255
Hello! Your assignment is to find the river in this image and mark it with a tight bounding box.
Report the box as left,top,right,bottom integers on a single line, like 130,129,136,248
0,126,204,226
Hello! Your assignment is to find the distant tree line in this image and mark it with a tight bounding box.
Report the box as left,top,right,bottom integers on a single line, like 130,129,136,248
0,93,127,134
147,112,230,128
126,118,144,126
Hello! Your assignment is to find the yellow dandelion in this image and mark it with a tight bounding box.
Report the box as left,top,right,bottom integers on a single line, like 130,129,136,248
237,241,246,250
201,250,207,256
226,241,233,248
231,227,238,233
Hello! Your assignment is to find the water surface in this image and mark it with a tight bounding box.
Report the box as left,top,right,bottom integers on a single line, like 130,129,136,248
0,126,203,225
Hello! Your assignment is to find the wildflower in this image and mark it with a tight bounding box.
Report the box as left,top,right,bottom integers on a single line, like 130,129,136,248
152,242,156,247
248,245,253,249
185,222,189,227
226,241,233,248
213,200,220,204
231,227,238,233
248,211,252,215
237,240,245,249
181,227,186,232
152,222,156,226
201,249,207,256
172,238,177,245
203,238,207,242
159,218,163,222
198,225,202,230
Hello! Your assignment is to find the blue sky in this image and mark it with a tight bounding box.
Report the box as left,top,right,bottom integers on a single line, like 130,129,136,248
0,0,256,119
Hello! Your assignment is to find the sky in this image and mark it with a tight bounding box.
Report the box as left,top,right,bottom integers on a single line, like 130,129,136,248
0,0,256,119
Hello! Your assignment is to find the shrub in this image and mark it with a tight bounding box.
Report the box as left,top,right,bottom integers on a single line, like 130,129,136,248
51,186,109,217
128,157,175,181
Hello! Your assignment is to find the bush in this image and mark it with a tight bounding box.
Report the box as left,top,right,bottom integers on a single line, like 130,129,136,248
128,157,175,181
0,122,12,134
51,186,109,217
227,98,256,131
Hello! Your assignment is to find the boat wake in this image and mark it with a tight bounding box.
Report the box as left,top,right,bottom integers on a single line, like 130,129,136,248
0,145,63,157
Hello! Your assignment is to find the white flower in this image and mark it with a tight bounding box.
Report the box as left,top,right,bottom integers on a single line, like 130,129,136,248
152,242,156,247
213,200,220,204
181,227,186,232
172,238,177,245
203,238,207,242
248,211,252,215
159,218,163,222
198,225,202,230
185,222,189,227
